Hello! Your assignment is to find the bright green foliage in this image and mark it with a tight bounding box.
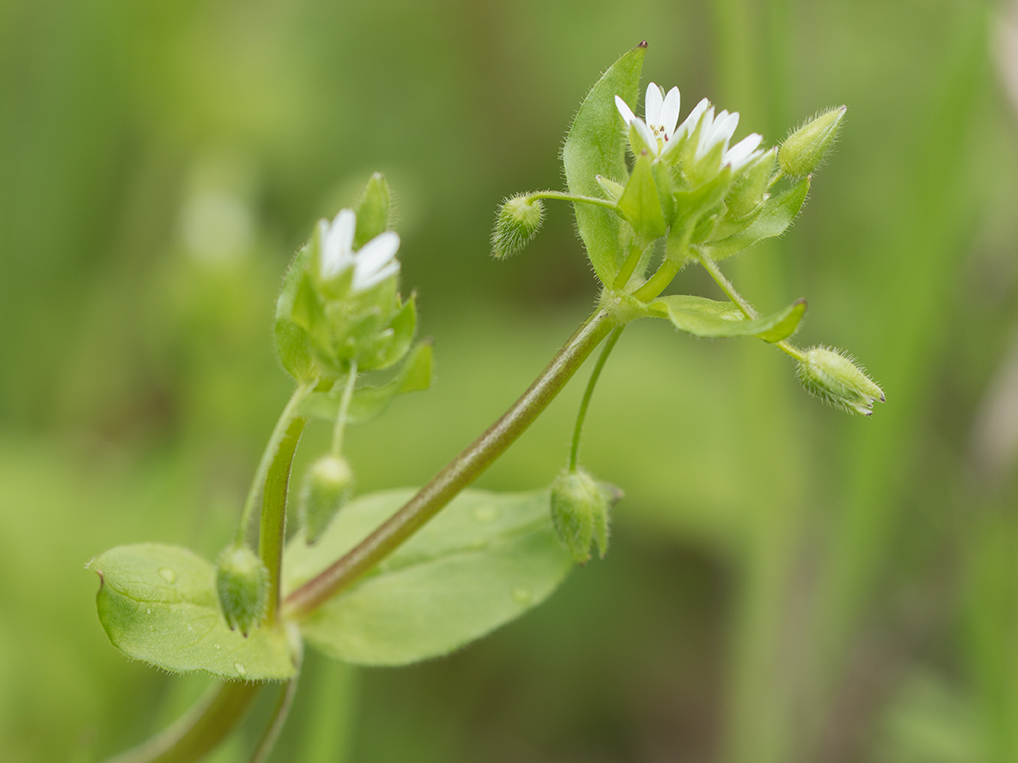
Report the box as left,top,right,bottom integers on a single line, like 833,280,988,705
562,44,645,285
796,346,885,415
648,295,805,342
550,469,612,564
700,176,810,260
352,172,391,249
779,106,846,178
87,544,296,680
491,194,546,258
300,339,434,425
215,544,269,636
299,454,355,544
283,489,573,666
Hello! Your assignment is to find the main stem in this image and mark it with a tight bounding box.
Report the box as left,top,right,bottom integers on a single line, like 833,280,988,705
284,308,617,616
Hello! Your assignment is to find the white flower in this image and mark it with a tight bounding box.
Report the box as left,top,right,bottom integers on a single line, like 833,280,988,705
615,82,680,157
319,208,400,291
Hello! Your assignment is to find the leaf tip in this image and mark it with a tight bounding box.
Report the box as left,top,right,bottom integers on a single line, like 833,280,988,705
637,40,648,48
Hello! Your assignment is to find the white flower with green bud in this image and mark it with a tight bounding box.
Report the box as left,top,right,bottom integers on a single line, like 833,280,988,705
215,544,269,636
796,346,885,416
615,83,681,158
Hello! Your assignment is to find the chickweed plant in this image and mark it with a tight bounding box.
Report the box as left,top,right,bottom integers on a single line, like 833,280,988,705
88,43,882,762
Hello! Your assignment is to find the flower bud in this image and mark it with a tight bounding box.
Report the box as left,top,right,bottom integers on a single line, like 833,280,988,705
778,106,846,178
796,346,884,416
299,454,354,544
550,469,611,564
491,194,545,259
215,544,269,636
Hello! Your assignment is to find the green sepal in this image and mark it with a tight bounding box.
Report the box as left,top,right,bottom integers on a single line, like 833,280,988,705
618,152,666,241
87,544,297,680
725,148,776,220
648,295,806,342
667,166,734,254
299,339,434,425
701,176,810,260
274,246,318,382
562,44,645,285
360,292,417,371
283,488,573,666
353,172,391,249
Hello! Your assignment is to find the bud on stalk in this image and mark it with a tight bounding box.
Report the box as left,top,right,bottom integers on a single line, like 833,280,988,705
491,194,545,259
299,454,355,544
779,106,846,178
796,345,884,415
215,544,269,636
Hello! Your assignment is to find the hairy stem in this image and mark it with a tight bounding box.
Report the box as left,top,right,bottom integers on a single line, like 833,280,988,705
237,382,315,546
529,190,619,210
260,417,306,625
569,327,624,471
103,681,262,763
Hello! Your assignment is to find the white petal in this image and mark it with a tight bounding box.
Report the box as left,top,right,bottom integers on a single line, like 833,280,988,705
354,230,400,278
353,259,400,292
645,83,663,127
632,118,659,156
320,219,348,279
677,97,709,140
332,208,356,254
725,133,763,170
695,106,717,157
615,95,637,125
660,87,681,137
714,111,740,147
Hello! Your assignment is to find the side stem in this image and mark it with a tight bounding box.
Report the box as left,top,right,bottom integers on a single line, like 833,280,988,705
569,326,624,471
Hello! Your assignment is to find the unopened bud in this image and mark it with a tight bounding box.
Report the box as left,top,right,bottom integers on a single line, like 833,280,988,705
215,544,268,636
550,469,612,564
726,148,776,220
300,454,354,544
779,106,846,178
491,194,545,259
796,346,884,416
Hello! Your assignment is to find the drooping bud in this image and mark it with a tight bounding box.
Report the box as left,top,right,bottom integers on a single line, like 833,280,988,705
299,454,354,544
215,544,269,636
796,346,884,416
491,194,545,259
779,106,846,178
550,469,612,564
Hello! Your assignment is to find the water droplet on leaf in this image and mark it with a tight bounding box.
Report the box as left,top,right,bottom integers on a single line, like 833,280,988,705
158,567,176,583
472,504,498,523
511,587,532,604
234,663,247,677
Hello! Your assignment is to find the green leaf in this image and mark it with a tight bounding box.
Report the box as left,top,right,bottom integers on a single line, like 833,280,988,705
618,152,666,240
648,295,806,342
283,488,573,666
87,544,297,680
701,176,811,260
300,339,434,425
562,44,646,285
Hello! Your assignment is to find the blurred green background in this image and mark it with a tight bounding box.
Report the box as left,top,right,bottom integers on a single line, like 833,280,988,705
2,0,1018,760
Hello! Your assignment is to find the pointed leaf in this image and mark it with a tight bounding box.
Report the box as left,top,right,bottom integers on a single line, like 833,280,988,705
702,176,811,260
283,488,573,666
649,295,806,342
562,44,646,284
87,544,297,680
